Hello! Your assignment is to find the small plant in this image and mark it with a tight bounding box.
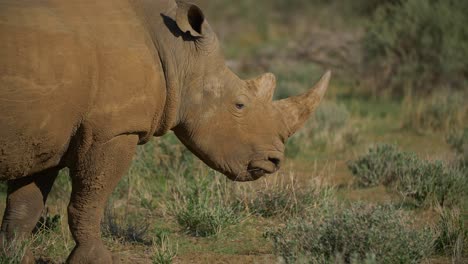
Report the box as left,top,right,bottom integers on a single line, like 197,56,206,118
101,206,150,244
433,207,467,262
151,231,177,264
169,174,242,237
267,203,434,264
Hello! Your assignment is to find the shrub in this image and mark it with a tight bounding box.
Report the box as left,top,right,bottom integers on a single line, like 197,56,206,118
267,203,434,264
363,0,468,96
349,144,468,207
396,161,467,207
347,144,415,187
169,174,242,237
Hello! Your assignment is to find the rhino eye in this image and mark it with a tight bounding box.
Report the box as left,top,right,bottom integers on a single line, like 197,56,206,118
235,103,245,110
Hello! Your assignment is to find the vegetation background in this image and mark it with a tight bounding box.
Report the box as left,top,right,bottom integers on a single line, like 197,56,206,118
1,0,467,263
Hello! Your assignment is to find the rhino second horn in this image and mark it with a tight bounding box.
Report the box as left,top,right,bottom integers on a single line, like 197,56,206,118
274,70,331,137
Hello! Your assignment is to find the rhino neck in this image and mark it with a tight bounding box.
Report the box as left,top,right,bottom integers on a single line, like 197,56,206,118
131,0,186,136
132,0,225,136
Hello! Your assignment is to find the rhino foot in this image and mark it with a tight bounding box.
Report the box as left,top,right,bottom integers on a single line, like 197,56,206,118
67,242,120,264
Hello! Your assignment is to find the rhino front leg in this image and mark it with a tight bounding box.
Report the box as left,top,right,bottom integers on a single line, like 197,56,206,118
0,168,58,264
66,135,138,264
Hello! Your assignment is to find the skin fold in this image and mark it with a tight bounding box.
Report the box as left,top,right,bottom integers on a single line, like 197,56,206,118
0,0,330,263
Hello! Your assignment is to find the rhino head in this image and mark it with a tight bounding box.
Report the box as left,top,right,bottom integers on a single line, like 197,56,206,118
169,1,330,181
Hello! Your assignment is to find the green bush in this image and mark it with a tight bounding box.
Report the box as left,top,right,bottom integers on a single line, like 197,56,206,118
349,144,468,207
363,0,468,95
267,203,434,264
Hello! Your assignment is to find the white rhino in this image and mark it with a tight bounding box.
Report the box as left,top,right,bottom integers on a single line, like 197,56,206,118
0,0,330,263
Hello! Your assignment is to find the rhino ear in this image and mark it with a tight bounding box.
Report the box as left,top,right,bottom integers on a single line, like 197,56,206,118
252,73,276,101
176,1,205,37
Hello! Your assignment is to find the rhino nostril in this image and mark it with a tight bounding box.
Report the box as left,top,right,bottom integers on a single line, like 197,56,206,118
268,157,281,167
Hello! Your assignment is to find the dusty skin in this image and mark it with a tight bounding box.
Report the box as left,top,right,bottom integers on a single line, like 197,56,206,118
0,0,330,263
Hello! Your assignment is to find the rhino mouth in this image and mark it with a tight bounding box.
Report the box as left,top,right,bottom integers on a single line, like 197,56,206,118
222,159,279,182
247,160,278,178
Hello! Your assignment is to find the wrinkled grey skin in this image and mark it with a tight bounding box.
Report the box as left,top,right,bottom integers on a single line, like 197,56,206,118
0,0,330,263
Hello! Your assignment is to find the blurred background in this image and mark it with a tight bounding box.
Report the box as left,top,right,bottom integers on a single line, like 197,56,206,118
1,1,467,263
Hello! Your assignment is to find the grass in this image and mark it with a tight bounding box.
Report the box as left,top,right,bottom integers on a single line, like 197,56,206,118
151,231,177,264
0,237,29,264
168,172,242,237
433,207,467,262
401,92,468,134
1,1,467,263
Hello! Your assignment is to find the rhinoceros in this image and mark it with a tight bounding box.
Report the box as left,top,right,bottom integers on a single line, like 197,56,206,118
0,0,330,263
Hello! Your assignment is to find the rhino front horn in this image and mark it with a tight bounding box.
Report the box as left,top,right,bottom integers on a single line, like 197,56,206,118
274,70,331,137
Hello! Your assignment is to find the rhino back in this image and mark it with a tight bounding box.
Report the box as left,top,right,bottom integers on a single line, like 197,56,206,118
0,0,165,179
